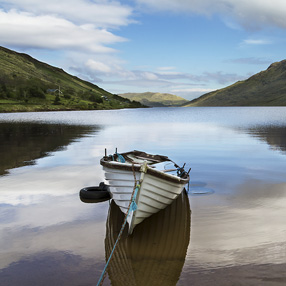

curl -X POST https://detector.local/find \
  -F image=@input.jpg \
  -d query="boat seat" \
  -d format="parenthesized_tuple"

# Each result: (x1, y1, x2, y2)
(162, 169, 177, 173)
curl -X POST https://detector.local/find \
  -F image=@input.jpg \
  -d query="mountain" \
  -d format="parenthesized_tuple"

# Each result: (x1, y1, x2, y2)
(185, 60, 286, 106)
(119, 92, 188, 107)
(0, 46, 143, 112)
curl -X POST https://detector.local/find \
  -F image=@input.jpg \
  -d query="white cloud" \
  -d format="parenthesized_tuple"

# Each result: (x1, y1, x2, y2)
(92, 65, 245, 99)
(0, 0, 275, 98)
(0, 0, 134, 54)
(243, 39, 271, 45)
(82, 62, 244, 95)
(172, 87, 213, 93)
(156, 66, 177, 71)
(0, 9, 127, 53)
(135, 0, 286, 29)
(171, 87, 214, 100)
(156, 70, 183, 76)
(142, 71, 158, 80)
(81, 56, 136, 81)
(0, 0, 134, 28)
(86, 59, 112, 73)
(225, 57, 271, 65)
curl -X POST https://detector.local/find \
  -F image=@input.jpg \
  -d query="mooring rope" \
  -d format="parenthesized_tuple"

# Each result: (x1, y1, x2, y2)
(96, 163, 139, 286)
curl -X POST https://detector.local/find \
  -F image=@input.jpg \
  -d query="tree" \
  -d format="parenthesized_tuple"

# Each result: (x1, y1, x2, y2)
(89, 94, 103, 103)
(28, 86, 46, 99)
(53, 94, 61, 105)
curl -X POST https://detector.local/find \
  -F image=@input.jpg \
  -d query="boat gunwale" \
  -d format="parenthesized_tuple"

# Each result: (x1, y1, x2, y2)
(100, 158, 189, 184)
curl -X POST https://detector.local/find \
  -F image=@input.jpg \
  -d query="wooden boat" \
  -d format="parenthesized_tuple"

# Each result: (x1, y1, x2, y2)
(100, 150, 190, 234)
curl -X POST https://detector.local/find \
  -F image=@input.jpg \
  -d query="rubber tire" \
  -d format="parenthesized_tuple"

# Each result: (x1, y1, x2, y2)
(79, 184, 111, 201)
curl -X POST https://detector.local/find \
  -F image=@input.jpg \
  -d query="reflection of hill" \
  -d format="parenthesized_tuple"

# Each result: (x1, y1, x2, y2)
(105, 190, 191, 286)
(246, 126, 286, 154)
(0, 122, 97, 175)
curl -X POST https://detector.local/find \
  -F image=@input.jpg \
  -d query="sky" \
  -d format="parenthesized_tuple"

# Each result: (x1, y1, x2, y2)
(1, 0, 286, 100)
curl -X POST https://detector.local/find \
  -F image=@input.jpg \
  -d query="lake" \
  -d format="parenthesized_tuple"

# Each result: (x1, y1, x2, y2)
(0, 107, 286, 285)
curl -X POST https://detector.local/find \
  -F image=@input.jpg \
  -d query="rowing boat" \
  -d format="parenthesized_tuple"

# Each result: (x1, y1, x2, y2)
(100, 150, 190, 234)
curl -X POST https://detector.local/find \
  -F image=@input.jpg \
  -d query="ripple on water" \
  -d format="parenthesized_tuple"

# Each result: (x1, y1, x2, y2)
(189, 187, 215, 196)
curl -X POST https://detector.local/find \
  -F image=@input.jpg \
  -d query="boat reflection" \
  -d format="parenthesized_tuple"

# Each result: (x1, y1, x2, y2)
(105, 189, 191, 286)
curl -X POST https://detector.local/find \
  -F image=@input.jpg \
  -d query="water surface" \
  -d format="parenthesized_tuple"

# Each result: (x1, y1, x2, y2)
(0, 107, 286, 285)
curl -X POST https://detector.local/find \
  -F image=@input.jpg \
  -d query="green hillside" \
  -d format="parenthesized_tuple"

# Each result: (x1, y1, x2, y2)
(120, 92, 188, 107)
(0, 46, 143, 112)
(185, 60, 286, 106)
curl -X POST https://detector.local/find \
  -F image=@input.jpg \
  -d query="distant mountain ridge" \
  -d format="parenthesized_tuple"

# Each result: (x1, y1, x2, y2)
(120, 92, 188, 107)
(0, 46, 143, 112)
(185, 60, 286, 106)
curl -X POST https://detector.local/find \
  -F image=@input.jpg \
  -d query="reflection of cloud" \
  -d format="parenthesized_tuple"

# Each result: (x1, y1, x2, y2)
(0, 213, 109, 270)
(0, 131, 113, 270)
(0, 251, 105, 286)
(1, 109, 286, 282)
(189, 180, 286, 267)
(179, 261, 286, 285)
(0, 164, 104, 205)
(0, 165, 109, 269)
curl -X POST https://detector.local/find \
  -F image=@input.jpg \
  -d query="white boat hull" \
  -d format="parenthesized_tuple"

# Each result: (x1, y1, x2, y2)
(103, 164, 187, 234)
(103, 166, 141, 213)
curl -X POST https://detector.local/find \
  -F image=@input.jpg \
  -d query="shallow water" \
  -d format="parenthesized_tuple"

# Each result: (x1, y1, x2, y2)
(0, 107, 286, 285)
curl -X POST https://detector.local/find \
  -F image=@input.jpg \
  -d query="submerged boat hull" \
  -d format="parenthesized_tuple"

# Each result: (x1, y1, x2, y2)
(101, 150, 190, 234)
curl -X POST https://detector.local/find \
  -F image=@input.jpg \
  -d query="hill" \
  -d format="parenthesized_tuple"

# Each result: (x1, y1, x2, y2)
(185, 60, 286, 106)
(0, 46, 143, 112)
(119, 92, 188, 107)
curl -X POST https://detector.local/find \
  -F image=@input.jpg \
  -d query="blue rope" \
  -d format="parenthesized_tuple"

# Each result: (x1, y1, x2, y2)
(110, 151, 125, 163)
(131, 184, 140, 211)
(177, 166, 187, 178)
(96, 210, 130, 286)
(96, 183, 140, 286)
(116, 152, 126, 163)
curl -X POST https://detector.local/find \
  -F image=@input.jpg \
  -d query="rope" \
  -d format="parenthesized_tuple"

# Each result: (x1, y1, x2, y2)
(111, 152, 125, 163)
(116, 153, 126, 163)
(96, 163, 139, 286)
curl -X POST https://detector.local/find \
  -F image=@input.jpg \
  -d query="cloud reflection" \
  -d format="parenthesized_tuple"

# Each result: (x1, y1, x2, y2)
(1, 108, 286, 285)
(188, 179, 286, 270)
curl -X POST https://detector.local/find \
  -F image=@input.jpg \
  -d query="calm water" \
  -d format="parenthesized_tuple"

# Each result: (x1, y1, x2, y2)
(0, 107, 286, 285)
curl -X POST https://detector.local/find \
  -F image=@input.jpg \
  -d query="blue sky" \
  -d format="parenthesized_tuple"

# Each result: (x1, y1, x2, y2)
(1, 0, 286, 100)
